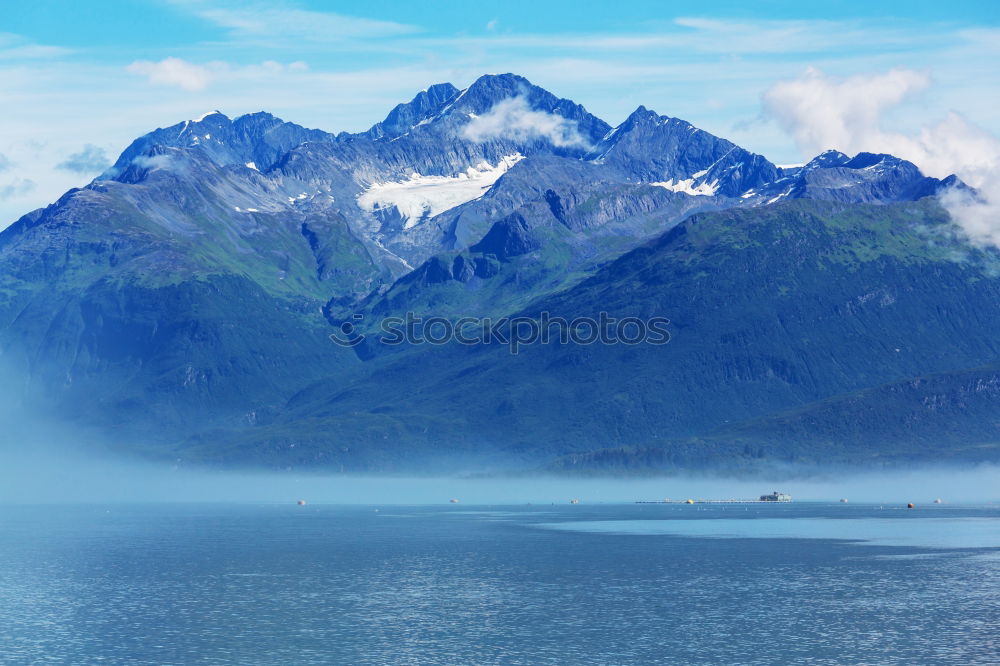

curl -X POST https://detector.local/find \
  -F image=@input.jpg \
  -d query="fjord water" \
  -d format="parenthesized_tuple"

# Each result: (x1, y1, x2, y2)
(2, 503, 998, 665)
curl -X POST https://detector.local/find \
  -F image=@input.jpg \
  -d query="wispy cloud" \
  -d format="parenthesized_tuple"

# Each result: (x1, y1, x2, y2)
(0, 179, 36, 200)
(132, 154, 174, 171)
(463, 97, 590, 149)
(127, 57, 214, 91)
(669, 17, 945, 54)
(0, 32, 72, 60)
(169, 0, 418, 45)
(57, 145, 112, 174)
(0, 153, 12, 172)
(126, 57, 309, 91)
(418, 17, 955, 57)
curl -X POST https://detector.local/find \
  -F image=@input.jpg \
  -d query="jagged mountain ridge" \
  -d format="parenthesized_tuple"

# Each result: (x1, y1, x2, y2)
(0, 73, 979, 472)
(73, 72, 956, 280)
(9, 71, 954, 333)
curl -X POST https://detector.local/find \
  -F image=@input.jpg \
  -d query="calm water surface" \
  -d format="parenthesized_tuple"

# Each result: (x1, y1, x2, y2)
(1, 502, 998, 665)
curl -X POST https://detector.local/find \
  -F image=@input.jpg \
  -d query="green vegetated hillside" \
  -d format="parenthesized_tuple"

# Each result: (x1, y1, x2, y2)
(1, 75, 995, 474)
(0, 171, 369, 439)
(182, 198, 1000, 472)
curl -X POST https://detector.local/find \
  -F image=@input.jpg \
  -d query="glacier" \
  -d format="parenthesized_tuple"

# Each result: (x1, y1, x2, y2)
(357, 154, 524, 229)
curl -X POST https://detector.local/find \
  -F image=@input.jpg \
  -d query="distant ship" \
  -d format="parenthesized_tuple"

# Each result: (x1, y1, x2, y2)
(638, 492, 792, 504)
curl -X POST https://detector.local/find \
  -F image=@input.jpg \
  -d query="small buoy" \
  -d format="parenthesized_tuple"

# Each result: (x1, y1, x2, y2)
(570, 498, 580, 504)
(297, 499, 306, 506)
(449, 498, 459, 504)
(907, 503, 915, 509)
(934, 498, 942, 504)
(840, 498, 848, 503)
(686, 499, 695, 504)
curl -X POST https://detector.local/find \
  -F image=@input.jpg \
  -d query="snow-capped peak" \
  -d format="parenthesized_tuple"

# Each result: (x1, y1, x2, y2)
(192, 110, 224, 123)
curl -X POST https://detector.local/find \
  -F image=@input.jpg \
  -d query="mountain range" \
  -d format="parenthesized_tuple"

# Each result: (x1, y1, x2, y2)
(1, 73, 995, 474)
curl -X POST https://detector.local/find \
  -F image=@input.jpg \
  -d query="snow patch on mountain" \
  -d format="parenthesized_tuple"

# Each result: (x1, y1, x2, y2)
(357, 154, 524, 229)
(193, 111, 223, 122)
(651, 177, 719, 196)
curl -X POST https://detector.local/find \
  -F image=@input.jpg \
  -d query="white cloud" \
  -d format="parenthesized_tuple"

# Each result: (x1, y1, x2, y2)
(0, 178, 36, 200)
(57, 144, 112, 173)
(127, 57, 213, 91)
(762, 67, 932, 158)
(670, 17, 938, 55)
(0, 32, 72, 60)
(428, 17, 949, 57)
(125, 57, 312, 92)
(763, 67, 1000, 246)
(132, 155, 174, 171)
(462, 97, 590, 149)
(171, 2, 417, 44)
(939, 186, 1000, 248)
(918, 117, 1000, 249)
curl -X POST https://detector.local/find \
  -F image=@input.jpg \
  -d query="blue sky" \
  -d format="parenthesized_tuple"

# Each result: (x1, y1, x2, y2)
(1, 0, 998, 224)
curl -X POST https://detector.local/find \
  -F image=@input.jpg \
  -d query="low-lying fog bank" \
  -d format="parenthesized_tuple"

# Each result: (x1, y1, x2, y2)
(2, 373, 997, 505)
(2, 443, 998, 505)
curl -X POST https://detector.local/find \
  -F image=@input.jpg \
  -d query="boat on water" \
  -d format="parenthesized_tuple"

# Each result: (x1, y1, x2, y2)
(637, 492, 792, 504)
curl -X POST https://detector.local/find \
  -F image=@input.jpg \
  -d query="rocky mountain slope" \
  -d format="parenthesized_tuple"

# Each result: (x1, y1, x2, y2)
(0, 73, 987, 474)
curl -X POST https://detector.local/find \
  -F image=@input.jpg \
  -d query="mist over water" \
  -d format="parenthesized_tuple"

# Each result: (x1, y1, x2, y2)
(3, 366, 1000, 665)
(3, 363, 998, 505)
(3, 440, 999, 505)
